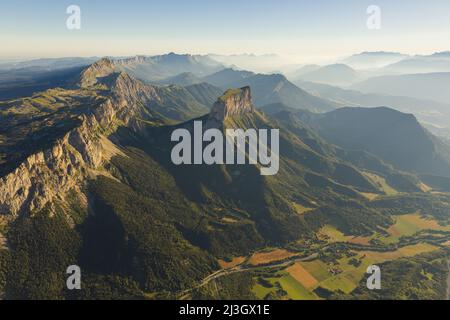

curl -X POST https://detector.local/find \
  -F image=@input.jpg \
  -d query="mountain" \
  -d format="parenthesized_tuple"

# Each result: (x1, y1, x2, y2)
(382, 52, 450, 74)
(352, 72, 450, 104)
(428, 51, 450, 59)
(295, 80, 450, 137)
(158, 72, 203, 86)
(384, 58, 450, 74)
(34, 53, 224, 88)
(287, 64, 321, 79)
(260, 102, 296, 115)
(0, 76, 387, 299)
(183, 82, 224, 107)
(207, 53, 292, 73)
(300, 107, 450, 177)
(202, 68, 255, 87)
(341, 52, 408, 69)
(203, 68, 338, 112)
(294, 64, 360, 87)
(114, 53, 225, 83)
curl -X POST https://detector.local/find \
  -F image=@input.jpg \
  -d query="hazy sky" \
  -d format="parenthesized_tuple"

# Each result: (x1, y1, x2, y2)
(1, 0, 450, 63)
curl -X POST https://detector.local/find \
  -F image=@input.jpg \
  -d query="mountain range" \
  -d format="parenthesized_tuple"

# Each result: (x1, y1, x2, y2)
(291, 64, 360, 87)
(1, 55, 450, 300)
(294, 80, 450, 137)
(341, 52, 409, 70)
(352, 72, 450, 105)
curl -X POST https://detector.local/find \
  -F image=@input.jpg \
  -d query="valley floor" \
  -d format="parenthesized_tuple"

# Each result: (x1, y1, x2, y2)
(181, 211, 450, 300)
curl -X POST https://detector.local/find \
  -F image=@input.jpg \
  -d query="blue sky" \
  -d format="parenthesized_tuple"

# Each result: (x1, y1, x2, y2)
(1, 0, 450, 62)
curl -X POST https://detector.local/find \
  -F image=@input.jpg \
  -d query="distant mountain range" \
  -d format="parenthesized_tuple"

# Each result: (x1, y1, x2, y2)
(295, 80, 450, 137)
(210, 69, 337, 112)
(291, 64, 360, 87)
(207, 53, 293, 73)
(114, 53, 225, 83)
(381, 52, 450, 74)
(341, 52, 408, 69)
(352, 72, 450, 105)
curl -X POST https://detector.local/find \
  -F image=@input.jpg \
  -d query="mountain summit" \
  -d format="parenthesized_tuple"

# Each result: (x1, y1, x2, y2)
(210, 86, 254, 121)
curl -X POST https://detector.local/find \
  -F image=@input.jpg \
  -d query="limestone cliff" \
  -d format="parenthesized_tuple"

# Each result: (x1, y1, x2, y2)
(210, 86, 254, 121)
(0, 66, 149, 217)
(0, 102, 113, 217)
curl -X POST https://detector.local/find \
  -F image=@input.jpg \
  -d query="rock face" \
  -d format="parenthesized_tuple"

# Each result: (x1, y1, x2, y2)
(0, 102, 113, 217)
(210, 86, 254, 121)
(0, 65, 153, 217)
(78, 57, 116, 88)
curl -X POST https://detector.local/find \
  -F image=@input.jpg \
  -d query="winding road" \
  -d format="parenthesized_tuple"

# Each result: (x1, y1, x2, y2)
(178, 252, 318, 299)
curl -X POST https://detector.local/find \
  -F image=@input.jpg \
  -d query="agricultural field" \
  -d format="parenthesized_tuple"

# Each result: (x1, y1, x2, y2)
(318, 213, 450, 246)
(218, 256, 246, 269)
(387, 213, 450, 237)
(249, 249, 297, 266)
(252, 270, 319, 300)
(317, 225, 373, 245)
(253, 242, 442, 299)
(286, 263, 319, 289)
(359, 243, 438, 262)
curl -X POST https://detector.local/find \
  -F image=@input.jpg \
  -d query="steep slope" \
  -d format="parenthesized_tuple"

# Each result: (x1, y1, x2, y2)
(269, 108, 424, 193)
(303, 107, 450, 177)
(183, 82, 223, 108)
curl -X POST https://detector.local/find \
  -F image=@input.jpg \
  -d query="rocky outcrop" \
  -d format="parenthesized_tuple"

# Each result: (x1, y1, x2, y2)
(78, 57, 116, 88)
(0, 70, 145, 217)
(0, 106, 110, 217)
(210, 86, 254, 121)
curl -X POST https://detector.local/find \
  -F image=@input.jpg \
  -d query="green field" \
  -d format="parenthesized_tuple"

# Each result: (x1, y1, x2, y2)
(278, 274, 317, 300)
(252, 271, 318, 300)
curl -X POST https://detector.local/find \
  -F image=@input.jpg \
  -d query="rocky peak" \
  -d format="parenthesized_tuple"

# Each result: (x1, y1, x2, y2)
(210, 86, 254, 121)
(78, 57, 116, 88)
